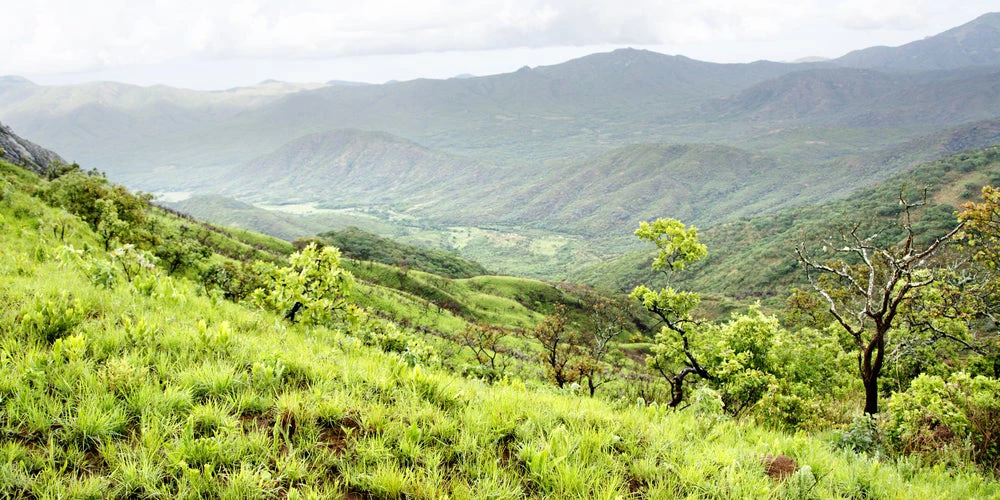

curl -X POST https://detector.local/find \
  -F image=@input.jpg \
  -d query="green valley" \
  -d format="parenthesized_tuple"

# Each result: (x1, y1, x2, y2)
(3, 9, 1000, 498)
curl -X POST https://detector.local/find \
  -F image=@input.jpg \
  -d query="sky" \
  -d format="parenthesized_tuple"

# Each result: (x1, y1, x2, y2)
(2, 1, 997, 90)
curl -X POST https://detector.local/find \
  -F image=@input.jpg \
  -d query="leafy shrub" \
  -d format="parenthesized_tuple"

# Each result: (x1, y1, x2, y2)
(884, 372, 1000, 471)
(0, 178, 11, 204)
(20, 292, 85, 343)
(355, 314, 437, 366)
(200, 260, 272, 302)
(252, 243, 354, 326)
(835, 414, 883, 456)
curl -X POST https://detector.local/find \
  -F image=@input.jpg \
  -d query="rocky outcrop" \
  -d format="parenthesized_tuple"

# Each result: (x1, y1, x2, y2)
(0, 120, 64, 174)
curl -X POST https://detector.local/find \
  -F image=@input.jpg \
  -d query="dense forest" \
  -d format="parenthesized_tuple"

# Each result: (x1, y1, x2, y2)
(1, 142, 999, 496)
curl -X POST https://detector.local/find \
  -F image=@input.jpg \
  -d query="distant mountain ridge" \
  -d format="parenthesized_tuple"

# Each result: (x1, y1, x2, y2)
(834, 12, 1000, 70)
(2, 13, 1000, 281)
(706, 65, 1000, 127)
(224, 129, 505, 206)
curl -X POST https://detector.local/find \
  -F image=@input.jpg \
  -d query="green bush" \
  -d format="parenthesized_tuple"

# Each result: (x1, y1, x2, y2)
(836, 414, 884, 456)
(20, 292, 85, 343)
(252, 243, 354, 326)
(885, 372, 1000, 471)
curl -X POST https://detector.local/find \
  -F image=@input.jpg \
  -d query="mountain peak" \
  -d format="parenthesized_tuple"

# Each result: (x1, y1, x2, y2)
(834, 11, 1000, 70)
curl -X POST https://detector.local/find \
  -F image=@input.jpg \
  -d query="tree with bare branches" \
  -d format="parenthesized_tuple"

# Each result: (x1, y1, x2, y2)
(797, 193, 964, 414)
(574, 296, 630, 396)
(529, 304, 581, 389)
(459, 323, 514, 383)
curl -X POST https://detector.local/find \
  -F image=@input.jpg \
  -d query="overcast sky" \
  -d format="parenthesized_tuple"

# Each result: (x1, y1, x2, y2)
(2, 1, 997, 90)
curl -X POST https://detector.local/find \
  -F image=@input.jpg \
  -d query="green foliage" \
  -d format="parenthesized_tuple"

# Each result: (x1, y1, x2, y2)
(353, 315, 438, 367)
(200, 260, 273, 302)
(19, 292, 85, 344)
(631, 285, 700, 323)
(253, 243, 355, 325)
(1, 157, 999, 495)
(885, 372, 1000, 471)
(318, 226, 488, 278)
(836, 414, 884, 456)
(710, 309, 780, 417)
(632, 218, 714, 407)
(636, 218, 708, 272)
(154, 232, 211, 275)
(42, 171, 149, 250)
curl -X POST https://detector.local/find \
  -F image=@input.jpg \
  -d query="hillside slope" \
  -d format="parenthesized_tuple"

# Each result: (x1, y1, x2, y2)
(1, 151, 997, 498)
(223, 129, 507, 206)
(0, 120, 63, 173)
(573, 146, 1000, 297)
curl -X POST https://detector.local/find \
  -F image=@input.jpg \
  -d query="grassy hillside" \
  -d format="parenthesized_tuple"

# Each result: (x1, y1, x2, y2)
(317, 227, 488, 278)
(2, 154, 998, 498)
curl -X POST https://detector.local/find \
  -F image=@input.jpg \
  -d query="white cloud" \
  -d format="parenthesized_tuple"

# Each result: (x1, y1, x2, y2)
(835, 0, 932, 30)
(2, 0, 815, 74)
(1, 0, 994, 85)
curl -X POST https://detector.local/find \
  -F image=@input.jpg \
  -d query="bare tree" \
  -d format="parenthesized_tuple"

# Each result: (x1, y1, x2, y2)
(529, 304, 581, 389)
(459, 323, 514, 382)
(575, 296, 629, 396)
(797, 193, 963, 414)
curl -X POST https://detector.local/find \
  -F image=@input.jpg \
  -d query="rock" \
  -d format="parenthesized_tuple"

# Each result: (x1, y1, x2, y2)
(0, 121, 64, 174)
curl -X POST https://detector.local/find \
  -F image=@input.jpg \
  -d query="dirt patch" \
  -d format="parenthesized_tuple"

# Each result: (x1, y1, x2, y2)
(626, 473, 649, 495)
(342, 490, 373, 500)
(240, 412, 276, 433)
(761, 454, 799, 480)
(317, 415, 363, 454)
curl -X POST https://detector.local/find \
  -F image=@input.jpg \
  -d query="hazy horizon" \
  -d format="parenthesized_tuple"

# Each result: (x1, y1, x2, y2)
(3, 2, 997, 91)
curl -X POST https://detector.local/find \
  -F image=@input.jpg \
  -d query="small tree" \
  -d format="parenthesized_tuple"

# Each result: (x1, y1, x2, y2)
(529, 304, 580, 388)
(154, 231, 211, 275)
(631, 218, 714, 407)
(459, 323, 514, 382)
(797, 194, 963, 414)
(575, 296, 629, 396)
(253, 243, 355, 326)
(956, 185, 1000, 378)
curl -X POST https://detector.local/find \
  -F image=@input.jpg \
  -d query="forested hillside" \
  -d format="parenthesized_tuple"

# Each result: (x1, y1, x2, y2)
(575, 146, 1000, 296)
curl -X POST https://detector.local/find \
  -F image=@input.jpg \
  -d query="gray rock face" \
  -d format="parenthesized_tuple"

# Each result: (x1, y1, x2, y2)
(0, 120, 64, 174)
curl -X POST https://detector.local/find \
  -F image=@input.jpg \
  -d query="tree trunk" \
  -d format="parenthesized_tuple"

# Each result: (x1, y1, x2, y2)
(668, 379, 683, 407)
(284, 301, 303, 323)
(863, 375, 879, 415)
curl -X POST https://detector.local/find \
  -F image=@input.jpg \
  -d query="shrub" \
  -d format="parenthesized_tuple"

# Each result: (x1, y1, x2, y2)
(252, 243, 354, 326)
(835, 414, 883, 456)
(20, 292, 85, 343)
(884, 372, 1000, 471)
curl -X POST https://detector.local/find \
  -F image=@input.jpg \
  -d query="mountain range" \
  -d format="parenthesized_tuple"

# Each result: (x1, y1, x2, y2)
(2, 12, 1000, 281)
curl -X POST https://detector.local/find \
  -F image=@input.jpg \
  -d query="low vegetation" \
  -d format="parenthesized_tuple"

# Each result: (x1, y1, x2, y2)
(1, 151, 999, 497)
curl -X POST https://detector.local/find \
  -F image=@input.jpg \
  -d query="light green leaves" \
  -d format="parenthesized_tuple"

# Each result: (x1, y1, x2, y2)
(635, 218, 707, 272)
(630, 285, 700, 322)
(253, 243, 355, 326)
